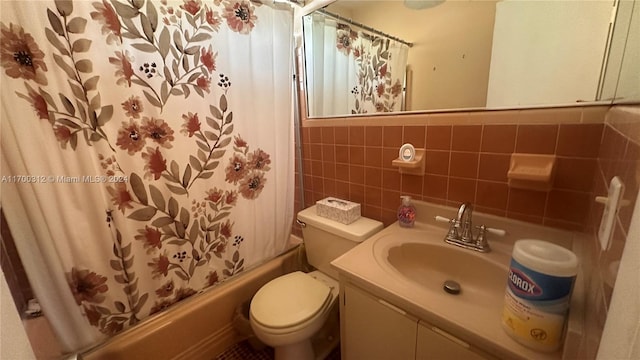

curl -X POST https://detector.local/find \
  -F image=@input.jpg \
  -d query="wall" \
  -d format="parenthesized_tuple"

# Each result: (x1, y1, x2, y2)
(295, 104, 640, 357)
(1, 272, 36, 359)
(599, 0, 637, 100)
(487, 0, 611, 107)
(598, 186, 640, 359)
(327, 1, 496, 110)
(613, 0, 640, 103)
(297, 106, 608, 234)
(581, 105, 640, 357)
(0, 209, 33, 315)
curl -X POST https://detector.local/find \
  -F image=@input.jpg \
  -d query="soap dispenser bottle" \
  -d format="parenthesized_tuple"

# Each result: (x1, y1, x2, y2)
(397, 196, 416, 228)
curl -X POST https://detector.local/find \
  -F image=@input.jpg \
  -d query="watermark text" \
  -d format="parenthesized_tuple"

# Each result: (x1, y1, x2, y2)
(1, 175, 128, 184)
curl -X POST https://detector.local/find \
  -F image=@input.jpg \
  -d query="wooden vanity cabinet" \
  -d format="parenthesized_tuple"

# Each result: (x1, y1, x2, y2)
(416, 323, 489, 360)
(340, 282, 493, 360)
(341, 283, 417, 359)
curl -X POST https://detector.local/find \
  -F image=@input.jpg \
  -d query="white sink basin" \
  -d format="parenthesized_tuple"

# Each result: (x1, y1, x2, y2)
(332, 200, 583, 359)
(372, 230, 510, 308)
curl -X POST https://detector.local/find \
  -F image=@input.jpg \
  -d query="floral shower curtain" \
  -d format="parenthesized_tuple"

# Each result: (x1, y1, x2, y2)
(0, 0, 293, 352)
(303, 13, 409, 117)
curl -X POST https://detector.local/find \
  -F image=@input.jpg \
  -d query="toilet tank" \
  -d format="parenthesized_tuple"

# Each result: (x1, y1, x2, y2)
(297, 205, 383, 279)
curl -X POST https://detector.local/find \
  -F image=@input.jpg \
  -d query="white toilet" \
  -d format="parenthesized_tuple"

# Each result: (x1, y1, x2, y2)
(249, 205, 383, 360)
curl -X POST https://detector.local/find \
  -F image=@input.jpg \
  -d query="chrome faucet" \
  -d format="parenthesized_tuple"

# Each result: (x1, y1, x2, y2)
(456, 202, 474, 242)
(441, 202, 493, 252)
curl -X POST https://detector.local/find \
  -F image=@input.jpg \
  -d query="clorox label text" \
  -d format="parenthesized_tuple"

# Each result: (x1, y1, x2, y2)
(509, 268, 542, 296)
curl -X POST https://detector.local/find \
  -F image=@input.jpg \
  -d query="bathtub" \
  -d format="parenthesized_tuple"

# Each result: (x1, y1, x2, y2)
(80, 239, 304, 360)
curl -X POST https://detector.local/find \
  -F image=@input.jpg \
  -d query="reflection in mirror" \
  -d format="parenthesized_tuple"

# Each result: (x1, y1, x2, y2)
(303, 10, 411, 116)
(608, 0, 640, 104)
(303, 0, 634, 118)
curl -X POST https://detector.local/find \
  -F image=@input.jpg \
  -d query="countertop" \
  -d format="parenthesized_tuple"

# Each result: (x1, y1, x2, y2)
(331, 200, 585, 360)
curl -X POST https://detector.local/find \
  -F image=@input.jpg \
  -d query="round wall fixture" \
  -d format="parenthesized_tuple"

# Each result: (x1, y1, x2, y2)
(399, 143, 416, 162)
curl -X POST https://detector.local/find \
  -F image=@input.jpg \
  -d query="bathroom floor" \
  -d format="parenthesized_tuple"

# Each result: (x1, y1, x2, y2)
(215, 340, 273, 360)
(215, 340, 341, 360)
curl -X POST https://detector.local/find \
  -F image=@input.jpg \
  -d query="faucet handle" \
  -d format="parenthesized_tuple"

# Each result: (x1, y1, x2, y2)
(434, 215, 453, 224)
(474, 224, 506, 249)
(475, 225, 491, 250)
(474, 225, 506, 239)
(483, 226, 506, 237)
(434, 216, 459, 238)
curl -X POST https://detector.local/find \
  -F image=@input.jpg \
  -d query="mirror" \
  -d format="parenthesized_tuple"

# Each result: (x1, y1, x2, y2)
(604, 0, 640, 105)
(302, 0, 639, 118)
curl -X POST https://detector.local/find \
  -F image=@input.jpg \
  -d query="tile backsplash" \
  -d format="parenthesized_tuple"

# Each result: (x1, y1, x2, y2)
(581, 105, 640, 358)
(297, 106, 609, 232)
(293, 104, 640, 358)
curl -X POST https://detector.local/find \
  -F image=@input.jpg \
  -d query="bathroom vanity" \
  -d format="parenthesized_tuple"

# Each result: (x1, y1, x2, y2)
(331, 201, 586, 360)
(341, 282, 493, 359)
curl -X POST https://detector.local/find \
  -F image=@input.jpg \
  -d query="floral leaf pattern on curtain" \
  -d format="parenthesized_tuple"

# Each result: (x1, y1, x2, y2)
(11, 3, 116, 152)
(1, 0, 289, 340)
(303, 14, 409, 117)
(96, 0, 260, 111)
(335, 24, 403, 114)
(75, 229, 149, 333)
(353, 37, 404, 114)
(0, 22, 48, 85)
(335, 23, 357, 56)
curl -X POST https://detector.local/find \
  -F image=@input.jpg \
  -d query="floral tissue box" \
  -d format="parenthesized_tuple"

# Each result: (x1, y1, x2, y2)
(316, 197, 361, 225)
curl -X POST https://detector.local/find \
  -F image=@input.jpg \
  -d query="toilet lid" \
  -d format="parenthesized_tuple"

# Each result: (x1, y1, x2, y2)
(251, 271, 332, 329)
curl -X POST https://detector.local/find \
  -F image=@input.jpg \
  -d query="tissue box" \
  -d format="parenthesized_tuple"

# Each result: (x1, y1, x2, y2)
(316, 197, 361, 225)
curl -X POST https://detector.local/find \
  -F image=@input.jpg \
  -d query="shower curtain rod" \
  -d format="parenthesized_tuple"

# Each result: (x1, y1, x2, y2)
(316, 8, 413, 48)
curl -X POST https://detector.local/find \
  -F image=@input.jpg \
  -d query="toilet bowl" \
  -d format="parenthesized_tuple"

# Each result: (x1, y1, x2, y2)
(249, 205, 383, 360)
(250, 271, 338, 360)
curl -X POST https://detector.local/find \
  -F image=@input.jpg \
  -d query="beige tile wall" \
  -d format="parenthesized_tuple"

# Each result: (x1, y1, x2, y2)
(581, 105, 640, 357)
(294, 105, 640, 358)
(293, 104, 640, 357)
(295, 106, 609, 236)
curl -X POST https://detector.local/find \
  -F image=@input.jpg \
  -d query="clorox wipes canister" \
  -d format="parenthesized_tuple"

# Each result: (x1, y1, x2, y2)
(501, 239, 578, 352)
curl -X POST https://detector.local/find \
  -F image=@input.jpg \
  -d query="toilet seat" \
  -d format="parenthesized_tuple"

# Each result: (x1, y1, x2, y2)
(251, 271, 332, 330)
